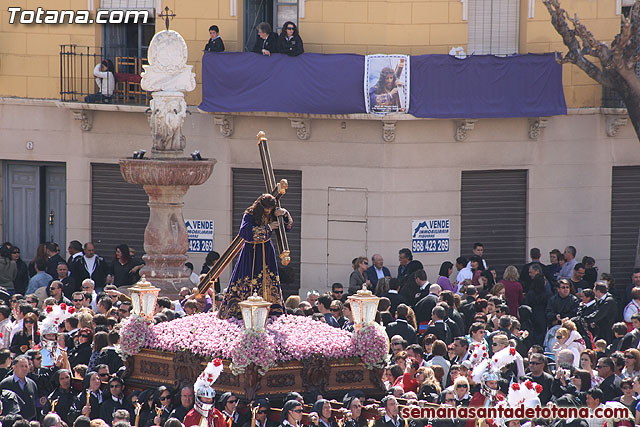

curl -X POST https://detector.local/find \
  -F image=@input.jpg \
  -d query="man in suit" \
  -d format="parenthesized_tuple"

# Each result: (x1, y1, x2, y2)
(45, 242, 65, 279)
(0, 356, 38, 420)
(423, 306, 452, 344)
(384, 278, 407, 315)
(366, 254, 391, 289)
(519, 247, 543, 294)
(595, 357, 622, 402)
(71, 242, 108, 290)
(373, 396, 408, 427)
(397, 248, 423, 284)
(585, 281, 618, 342)
(414, 284, 441, 327)
(252, 22, 278, 55)
(386, 304, 416, 345)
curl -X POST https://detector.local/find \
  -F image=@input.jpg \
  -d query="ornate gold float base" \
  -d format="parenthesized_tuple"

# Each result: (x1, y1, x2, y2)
(126, 349, 386, 401)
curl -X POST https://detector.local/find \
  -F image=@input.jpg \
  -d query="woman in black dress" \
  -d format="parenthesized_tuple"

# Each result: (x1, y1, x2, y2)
(277, 22, 304, 56)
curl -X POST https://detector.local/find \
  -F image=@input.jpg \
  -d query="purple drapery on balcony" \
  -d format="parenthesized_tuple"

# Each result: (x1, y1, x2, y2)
(199, 52, 567, 118)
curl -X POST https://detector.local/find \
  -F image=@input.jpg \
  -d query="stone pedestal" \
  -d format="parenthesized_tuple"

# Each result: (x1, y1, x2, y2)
(118, 29, 214, 299)
(120, 159, 215, 298)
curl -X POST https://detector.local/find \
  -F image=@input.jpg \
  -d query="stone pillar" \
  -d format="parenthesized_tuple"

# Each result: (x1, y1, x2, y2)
(119, 29, 215, 298)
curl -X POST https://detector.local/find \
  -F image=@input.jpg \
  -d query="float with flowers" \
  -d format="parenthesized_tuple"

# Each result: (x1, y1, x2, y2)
(119, 284, 389, 400)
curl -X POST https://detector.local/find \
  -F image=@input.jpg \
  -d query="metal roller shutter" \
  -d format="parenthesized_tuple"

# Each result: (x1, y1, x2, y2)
(232, 168, 302, 298)
(461, 169, 527, 277)
(610, 166, 640, 284)
(91, 163, 149, 259)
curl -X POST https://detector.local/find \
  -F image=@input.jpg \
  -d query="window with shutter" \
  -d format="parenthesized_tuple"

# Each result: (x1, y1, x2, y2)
(468, 0, 520, 55)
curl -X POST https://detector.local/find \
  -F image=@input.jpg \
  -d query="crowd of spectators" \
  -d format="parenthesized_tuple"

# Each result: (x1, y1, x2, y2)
(0, 239, 638, 427)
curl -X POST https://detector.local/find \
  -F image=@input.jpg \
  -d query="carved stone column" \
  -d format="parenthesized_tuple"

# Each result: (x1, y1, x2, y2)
(119, 30, 215, 298)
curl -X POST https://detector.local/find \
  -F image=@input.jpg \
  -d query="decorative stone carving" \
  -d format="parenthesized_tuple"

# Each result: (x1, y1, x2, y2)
(141, 30, 196, 93)
(606, 114, 628, 137)
(71, 109, 93, 131)
(382, 121, 396, 142)
(214, 115, 234, 137)
(289, 118, 311, 140)
(141, 30, 195, 158)
(455, 119, 477, 141)
(148, 92, 187, 157)
(528, 117, 549, 140)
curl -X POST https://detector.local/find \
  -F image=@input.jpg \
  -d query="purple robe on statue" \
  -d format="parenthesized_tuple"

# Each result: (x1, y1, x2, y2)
(217, 212, 291, 319)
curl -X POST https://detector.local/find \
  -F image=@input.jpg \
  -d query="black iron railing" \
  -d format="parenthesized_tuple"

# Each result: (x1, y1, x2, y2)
(59, 45, 150, 105)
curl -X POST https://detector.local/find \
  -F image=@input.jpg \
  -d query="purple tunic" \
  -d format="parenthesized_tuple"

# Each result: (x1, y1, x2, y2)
(217, 213, 291, 319)
(437, 275, 457, 293)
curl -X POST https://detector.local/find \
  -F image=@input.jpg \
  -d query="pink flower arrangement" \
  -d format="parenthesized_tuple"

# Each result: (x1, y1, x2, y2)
(230, 329, 277, 375)
(120, 316, 153, 357)
(123, 313, 388, 374)
(351, 323, 390, 369)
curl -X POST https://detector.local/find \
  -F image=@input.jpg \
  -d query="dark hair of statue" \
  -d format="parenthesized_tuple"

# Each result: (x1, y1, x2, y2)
(246, 194, 277, 225)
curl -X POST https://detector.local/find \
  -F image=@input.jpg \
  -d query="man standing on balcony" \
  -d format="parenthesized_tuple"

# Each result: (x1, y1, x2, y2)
(205, 25, 225, 52)
(252, 22, 278, 56)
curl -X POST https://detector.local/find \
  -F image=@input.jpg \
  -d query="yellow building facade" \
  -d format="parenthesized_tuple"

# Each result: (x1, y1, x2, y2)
(0, 0, 622, 107)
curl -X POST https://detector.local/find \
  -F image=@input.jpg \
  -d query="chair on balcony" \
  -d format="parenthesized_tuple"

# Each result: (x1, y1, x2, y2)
(115, 56, 150, 105)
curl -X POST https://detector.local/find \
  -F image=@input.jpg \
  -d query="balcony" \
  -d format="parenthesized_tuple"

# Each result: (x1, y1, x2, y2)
(59, 45, 150, 106)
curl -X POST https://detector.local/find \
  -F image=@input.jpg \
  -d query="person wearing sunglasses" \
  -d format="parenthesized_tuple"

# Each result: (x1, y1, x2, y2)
(10, 312, 39, 355)
(148, 386, 173, 427)
(219, 392, 247, 427)
(279, 399, 304, 427)
(524, 353, 553, 405)
(276, 21, 304, 57)
(348, 257, 371, 295)
(68, 328, 93, 369)
(99, 376, 134, 425)
(244, 398, 276, 427)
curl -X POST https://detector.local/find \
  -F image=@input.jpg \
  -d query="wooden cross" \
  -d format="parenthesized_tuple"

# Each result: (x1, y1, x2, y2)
(158, 6, 176, 31)
(257, 131, 291, 266)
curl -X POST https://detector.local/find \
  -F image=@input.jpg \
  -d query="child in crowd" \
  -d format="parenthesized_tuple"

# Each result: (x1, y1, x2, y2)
(204, 25, 225, 52)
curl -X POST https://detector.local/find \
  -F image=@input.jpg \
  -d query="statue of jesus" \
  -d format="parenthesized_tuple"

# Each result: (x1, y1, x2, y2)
(217, 193, 292, 319)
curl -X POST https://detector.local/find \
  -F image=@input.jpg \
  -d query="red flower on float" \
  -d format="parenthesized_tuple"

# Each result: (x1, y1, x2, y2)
(511, 383, 520, 391)
(45, 306, 53, 313)
(60, 303, 67, 310)
(213, 358, 222, 367)
(509, 348, 516, 356)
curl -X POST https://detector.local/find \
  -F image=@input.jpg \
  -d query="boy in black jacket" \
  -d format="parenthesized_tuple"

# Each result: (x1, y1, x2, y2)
(204, 25, 225, 52)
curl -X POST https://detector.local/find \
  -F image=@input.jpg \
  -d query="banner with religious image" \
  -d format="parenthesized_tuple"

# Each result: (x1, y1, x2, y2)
(365, 54, 410, 115)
